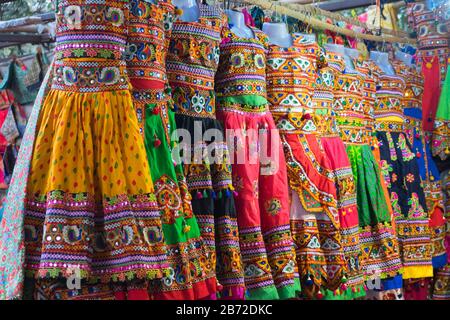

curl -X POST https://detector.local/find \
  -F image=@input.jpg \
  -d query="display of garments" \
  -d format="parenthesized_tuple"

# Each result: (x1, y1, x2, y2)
(266, 35, 353, 299)
(0, 0, 448, 302)
(166, 3, 245, 300)
(215, 26, 300, 300)
(124, 0, 212, 300)
(432, 65, 450, 161)
(0, 58, 54, 299)
(334, 55, 401, 291)
(392, 60, 447, 269)
(432, 169, 450, 300)
(1, 0, 175, 300)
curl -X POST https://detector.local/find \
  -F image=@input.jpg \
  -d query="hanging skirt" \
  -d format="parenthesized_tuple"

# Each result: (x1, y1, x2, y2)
(376, 126, 434, 280)
(217, 101, 300, 301)
(281, 132, 352, 299)
(346, 144, 402, 278)
(432, 169, 450, 300)
(23, 61, 170, 284)
(130, 89, 214, 300)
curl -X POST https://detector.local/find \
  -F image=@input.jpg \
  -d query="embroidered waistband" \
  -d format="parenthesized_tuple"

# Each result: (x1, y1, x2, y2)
(374, 120, 405, 132)
(51, 59, 129, 93)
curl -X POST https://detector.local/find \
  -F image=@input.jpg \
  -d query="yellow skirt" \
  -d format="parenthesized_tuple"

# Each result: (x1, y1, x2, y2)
(24, 89, 169, 282)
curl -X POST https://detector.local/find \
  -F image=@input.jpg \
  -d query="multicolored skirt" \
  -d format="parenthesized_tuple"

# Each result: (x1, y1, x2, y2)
(346, 144, 402, 280)
(217, 102, 300, 300)
(175, 112, 245, 300)
(131, 89, 214, 300)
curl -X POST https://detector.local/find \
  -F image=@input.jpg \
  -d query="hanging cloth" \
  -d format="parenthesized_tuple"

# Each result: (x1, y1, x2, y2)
(422, 56, 441, 132)
(432, 65, 450, 161)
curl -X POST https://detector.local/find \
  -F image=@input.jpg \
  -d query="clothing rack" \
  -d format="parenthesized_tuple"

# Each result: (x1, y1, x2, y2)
(0, 12, 55, 49)
(283, 1, 411, 39)
(242, 0, 417, 44)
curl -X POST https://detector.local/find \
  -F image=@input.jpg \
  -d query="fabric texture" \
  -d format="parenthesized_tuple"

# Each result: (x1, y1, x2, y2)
(266, 36, 357, 299)
(216, 25, 300, 300)
(166, 3, 245, 300)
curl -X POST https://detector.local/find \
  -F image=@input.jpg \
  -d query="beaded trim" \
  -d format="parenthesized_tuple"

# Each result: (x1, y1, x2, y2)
(51, 59, 129, 92)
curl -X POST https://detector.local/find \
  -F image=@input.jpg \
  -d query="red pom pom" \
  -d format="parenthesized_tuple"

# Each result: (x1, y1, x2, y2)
(152, 106, 160, 115)
(416, 152, 421, 158)
(316, 291, 324, 299)
(302, 113, 312, 120)
(154, 139, 161, 148)
(415, 133, 420, 139)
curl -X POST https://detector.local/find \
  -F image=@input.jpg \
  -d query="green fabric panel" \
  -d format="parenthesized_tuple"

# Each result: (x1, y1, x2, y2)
(0, 62, 36, 105)
(277, 277, 301, 300)
(435, 66, 449, 120)
(217, 94, 268, 107)
(144, 104, 176, 181)
(162, 216, 201, 245)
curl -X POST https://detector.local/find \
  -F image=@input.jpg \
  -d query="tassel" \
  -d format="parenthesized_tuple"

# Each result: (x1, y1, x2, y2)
(316, 290, 324, 299)
(445, 147, 450, 155)
(172, 104, 178, 112)
(305, 275, 314, 286)
(302, 113, 312, 120)
(232, 190, 238, 197)
(225, 189, 231, 198)
(415, 133, 420, 139)
(341, 275, 347, 283)
(203, 189, 208, 198)
(183, 224, 191, 233)
(218, 190, 223, 199)
(430, 175, 435, 181)
(340, 283, 347, 291)
(211, 191, 217, 199)
(152, 106, 160, 115)
(196, 191, 203, 199)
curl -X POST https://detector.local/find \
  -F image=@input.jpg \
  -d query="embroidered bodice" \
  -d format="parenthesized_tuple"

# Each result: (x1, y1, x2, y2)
(167, 4, 227, 119)
(52, 0, 129, 92)
(215, 26, 269, 106)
